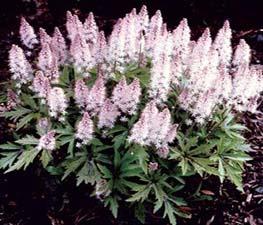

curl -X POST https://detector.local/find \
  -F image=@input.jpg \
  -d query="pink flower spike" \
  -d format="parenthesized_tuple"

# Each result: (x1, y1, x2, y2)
(37, 130, 56, 151)
(51, 27, 68, 65)
(83, 12, 99, 46)
(39, 27, 52, 46)
(76, 112, 94, 145)
(47, 87, 68, 119)
(98, 99, 120, 129)
(19, 17, 38, 49)
(86, 75, 106, 115)
(74, 79, 89, 109)
(32, 70, 51, 99)
(9, 44, 33, 87)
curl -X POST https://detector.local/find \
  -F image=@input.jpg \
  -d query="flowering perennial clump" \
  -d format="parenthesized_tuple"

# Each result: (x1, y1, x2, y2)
(1, 6, 262, 225)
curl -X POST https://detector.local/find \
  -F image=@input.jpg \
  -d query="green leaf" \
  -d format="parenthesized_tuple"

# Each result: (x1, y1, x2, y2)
(40, 150, 52, 168)
(105, 196, 119, 218)
(21, 94, 37, 109)
(178, 159, 189, 176)
(131, 145, 149, 174)
(76, 161, 99, 186)
(164, 201, 177, 225)
(113, 132, 127, 151)
(5, 149, 41, 173)
(134, 203, 146, 224)
(218, 159, 225, 183)
(0, 152, 20, 169)
(126, 184, 151, 202)
(2, 107, 32, 121)
(62, 156, 86, 180)
(97, 164, 112, 179)
(106, 125, 127, 135)
(15, 135, 39, 146)
(225, 164, 243, 191)
(16, 113, 38, 130)
(46, 165, 64, 175)
(0, 142, 21, 150)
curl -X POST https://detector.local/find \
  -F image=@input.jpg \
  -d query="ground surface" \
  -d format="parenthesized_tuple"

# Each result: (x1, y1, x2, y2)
(0, 1, 262, 225)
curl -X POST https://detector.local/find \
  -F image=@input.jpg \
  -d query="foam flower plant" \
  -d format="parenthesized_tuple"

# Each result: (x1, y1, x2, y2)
(0, 6, 262, 225)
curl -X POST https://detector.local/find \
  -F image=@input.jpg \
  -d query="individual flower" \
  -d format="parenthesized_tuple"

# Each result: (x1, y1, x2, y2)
(19, 17, 38, 49)
(76, 112, 94, 145)
(156, 147, 170, 159)
(47, 87, 68, 120)
(148, 162, 159, 171)
(36, 118, 50, 135)
(37, 130, 56, 151)
(9, 44, 33, 87)
(98, 99, 120, 129)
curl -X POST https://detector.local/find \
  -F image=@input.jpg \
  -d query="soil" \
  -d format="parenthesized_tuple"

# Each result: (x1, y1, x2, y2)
(0, 1, 262, 225)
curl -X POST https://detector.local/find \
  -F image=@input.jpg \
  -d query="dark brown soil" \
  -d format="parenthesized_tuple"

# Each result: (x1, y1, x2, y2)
(0, 1, 262, 225)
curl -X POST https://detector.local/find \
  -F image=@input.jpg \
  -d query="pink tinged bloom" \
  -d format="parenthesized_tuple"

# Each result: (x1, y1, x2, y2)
(70, 34, 93, 75)
(148, 162, 158, 171)
(38, 43, 60, 83)
(149, 54, 172, 102)
(145, 10, 163, 53)
(86, 76, 106, 114)
(188, 28, 212, 78)
(7, 89, 19, 110)
(172, 18, 191, 64)
(156, 147, 170, 159)
(39, 27, 52, 46)
(112, 78, 141, 115)
(19, 17, 38, 49)
(32, 70, 51, 99)
(98, 99, 120, 129)
(74, 79, 89, 109)
(66, 11, 84, 41)
(138, 5, 149, 32)
(83, 12, 99, 47)
(94, 31, 107, 64)
(165, 124, 178, 144)
(124, 10, 141, 62)
(47, 87, 68, 119)
(37, 117, 50, 134)
(231, 65, 263, 113)
(213, 20, 232, 68)
(107, 19, 127, 71)
(37, 130, 56, 151)
(232, 39, 251, 69)
(129, 101, 178, 147)
(76, 112, 94, 145)
(51, 27, 68, 65)
(9, 44, 33, 87)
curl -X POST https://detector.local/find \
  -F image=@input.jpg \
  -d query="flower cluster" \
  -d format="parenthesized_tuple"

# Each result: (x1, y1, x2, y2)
(129, 101, 178, 148)
(2, 7, 261, 225)
(7, 6, 263, 146)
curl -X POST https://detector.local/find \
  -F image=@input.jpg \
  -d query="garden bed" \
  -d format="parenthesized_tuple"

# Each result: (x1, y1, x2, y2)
(0, 1, 262, 225)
